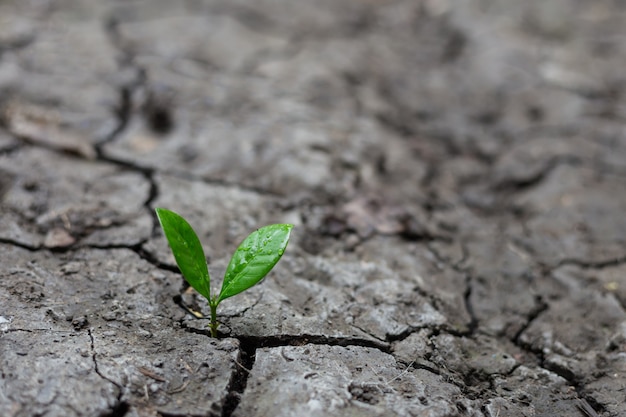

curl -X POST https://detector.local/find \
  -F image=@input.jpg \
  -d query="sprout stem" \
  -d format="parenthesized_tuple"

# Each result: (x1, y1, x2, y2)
(209, 302, 218, 338)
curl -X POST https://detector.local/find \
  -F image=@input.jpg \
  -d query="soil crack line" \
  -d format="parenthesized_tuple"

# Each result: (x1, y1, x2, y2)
(512, 295, 548, 345)
(88, 328, 122, 389)
(221, 341, 255, 417)
(555, 254, 626, 270)
(0, 237, 40, 251)
(88, 328, 129, 417)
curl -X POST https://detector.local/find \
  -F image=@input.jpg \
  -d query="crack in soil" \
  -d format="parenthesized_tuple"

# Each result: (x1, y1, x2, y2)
(0, 35, 35, 57)
(94, 83, 135, 151)
(424, 242, 479, 337)
(505, 299, 608, 416)
(220, 342, 254, 417)
(0, 141, 22, 155)
(87, 329, 129, 417)
(177, 323, 393, 416)
(556, 254, 626, 270)
(462, 273, 479, 336)
(184, 324, 392, 353)
(0, 237, 39, 251)
(512, 294, 549, 345)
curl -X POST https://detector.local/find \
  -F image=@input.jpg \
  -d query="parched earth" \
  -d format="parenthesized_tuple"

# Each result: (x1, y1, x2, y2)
(1, 1, 625, 416)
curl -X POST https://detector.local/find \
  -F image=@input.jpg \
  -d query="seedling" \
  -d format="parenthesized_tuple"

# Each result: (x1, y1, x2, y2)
(155, 208, 292, 337)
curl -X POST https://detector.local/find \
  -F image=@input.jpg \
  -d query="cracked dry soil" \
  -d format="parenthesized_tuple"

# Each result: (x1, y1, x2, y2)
(1, 1, 626, 416)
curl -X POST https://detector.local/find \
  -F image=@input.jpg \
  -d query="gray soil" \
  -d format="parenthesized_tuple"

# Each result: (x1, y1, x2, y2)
(1, 1, 625, 416)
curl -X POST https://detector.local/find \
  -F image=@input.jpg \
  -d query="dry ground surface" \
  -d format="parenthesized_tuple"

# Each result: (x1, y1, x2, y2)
(1, 0, 626, 416)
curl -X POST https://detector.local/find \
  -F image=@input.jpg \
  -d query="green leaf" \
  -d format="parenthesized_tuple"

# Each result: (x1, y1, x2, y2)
(218, 224, 292, 303)
(155, 208, 211, 301)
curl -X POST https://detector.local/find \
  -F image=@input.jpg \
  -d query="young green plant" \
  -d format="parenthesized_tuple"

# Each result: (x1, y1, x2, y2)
(155, 208, 292, 337)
